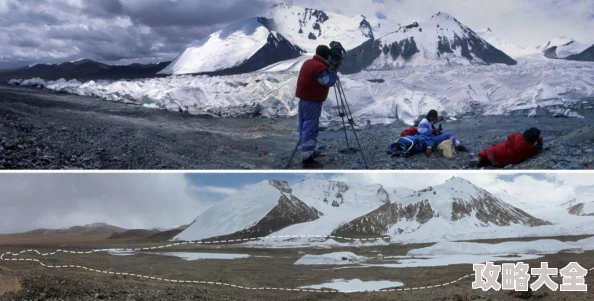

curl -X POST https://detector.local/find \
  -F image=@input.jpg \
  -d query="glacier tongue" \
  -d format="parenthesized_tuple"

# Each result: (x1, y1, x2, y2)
(11, 57, 593, 125)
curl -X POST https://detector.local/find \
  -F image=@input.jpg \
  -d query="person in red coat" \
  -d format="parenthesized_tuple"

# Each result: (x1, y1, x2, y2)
(471, 128, 544, 168)
(295, 44, 343, 169)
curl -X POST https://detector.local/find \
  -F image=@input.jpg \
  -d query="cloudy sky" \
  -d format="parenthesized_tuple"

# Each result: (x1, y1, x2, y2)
(1, 0, 592, 69)
(0, 172, 592, 234)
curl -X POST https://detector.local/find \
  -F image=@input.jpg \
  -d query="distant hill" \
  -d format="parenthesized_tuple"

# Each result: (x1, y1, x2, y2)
(144, 226, 188, 242)
(106, 225, 190, 241)
(0, 59, 171, 81)
(24, 223, 125, 236)
(107, 229, 160, 240)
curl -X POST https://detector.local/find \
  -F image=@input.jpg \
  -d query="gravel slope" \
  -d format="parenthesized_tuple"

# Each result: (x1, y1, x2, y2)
(1, 84, 592, 170)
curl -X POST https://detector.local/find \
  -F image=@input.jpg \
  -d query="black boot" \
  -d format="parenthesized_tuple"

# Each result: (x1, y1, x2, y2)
(303, 157, 324, 169)
(312, 150, 327, 159)
(470, 156, 490, 168)
(456, 145, 469, 152)
(469, 157, 481, 168)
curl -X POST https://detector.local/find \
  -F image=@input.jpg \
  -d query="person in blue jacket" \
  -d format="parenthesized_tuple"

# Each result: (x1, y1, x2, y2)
(418, 110, 468, 152)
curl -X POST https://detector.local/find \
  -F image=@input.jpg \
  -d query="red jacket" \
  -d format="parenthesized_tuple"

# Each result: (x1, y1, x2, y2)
(295, 55, 331, 102)
(401, 127, 419, 137)
(479, 133, 541, 167)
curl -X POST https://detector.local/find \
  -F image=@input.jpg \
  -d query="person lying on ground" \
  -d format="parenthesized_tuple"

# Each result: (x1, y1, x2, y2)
(470, 127, 544, 168)
(295, 44, 343, 169)
(418, 110, 468, 152)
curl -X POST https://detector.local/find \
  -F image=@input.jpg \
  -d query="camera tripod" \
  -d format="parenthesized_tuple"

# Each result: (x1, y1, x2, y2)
(285, 78, 369, 169)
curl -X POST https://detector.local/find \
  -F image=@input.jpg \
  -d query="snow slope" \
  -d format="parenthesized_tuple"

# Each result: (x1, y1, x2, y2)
(538, 37, 589, 59)
(174, 180, 322, 241)
(476, 28, 540, 58)
(158, 17, 303, 75)
(174, 181, 283, 241)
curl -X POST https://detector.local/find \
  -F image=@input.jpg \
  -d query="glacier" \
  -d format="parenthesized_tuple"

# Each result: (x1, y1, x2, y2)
(10, 56, 594, 126)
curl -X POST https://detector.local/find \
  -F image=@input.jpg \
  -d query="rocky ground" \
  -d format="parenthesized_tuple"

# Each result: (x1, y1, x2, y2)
(1, 84, 593, 170)
(1, 237, 594, 301)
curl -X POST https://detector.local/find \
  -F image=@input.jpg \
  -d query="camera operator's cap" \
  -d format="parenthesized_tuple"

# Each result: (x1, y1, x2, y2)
(315, 45, 331, 60)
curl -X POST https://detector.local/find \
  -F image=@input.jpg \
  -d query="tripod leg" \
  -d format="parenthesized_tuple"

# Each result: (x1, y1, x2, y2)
(334, 86, 350, 147)
(337, 80, 370, 169)
(285, 140, 301, 169)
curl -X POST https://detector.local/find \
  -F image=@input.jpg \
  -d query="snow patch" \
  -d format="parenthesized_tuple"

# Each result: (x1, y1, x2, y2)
(364, 254, 542, 268)
(300, 279, 404, 292)
(146, 252, 251, 261)
(294, 252, 366, 265)
(408, 238, 594, 256)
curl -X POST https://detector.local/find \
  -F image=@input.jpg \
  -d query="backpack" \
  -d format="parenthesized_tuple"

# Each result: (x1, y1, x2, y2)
(388, 136, 434, 157)
(400, 127, 418, 137)
(437, 139, 457, 159)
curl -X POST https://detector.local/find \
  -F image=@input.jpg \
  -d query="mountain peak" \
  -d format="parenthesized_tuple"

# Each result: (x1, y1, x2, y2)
(269, 180, 292, 193)
(441, 177, 480, 190)
(431, 12, 458, 22)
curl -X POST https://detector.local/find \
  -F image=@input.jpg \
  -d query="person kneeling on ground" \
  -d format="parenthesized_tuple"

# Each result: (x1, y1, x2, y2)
(418, 110, 468, 152)
(295, 44, 342, 169)
(471, 127, 544, 168)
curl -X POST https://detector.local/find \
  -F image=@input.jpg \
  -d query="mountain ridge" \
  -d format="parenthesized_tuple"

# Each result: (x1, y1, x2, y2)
(175, 177, 552, 243)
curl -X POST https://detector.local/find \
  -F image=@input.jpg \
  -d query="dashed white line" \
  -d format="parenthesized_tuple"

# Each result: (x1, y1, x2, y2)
(1, 235, 391, 257)
(0, 255, 479, 293)
(1, 234, 592, 294)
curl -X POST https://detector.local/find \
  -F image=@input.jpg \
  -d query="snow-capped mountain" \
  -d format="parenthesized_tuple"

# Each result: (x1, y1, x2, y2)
(158, 17, 304, 75)
(370, 13, 517, 68)
(538, 37, 589, 59)
(332, 177, 549, 238)
(159, 4, 378, 76)
(564, 192, 594, 216)
(173, 177, 561, 244)
(271, 179, 414, 237)
(566, 44, 594, 62)
(475, 28, 540, 58)
(174, 180, 322, 241)
(266, 4, 376, 53)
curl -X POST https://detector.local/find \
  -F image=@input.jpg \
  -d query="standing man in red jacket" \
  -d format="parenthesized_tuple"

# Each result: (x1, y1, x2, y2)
(471, 127, 544, 168)
(295, 44, 342, 169)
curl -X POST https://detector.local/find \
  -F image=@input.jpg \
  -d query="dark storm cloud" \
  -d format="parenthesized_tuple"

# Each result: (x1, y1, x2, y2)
(121, 0, 270, 27)
(0, 0, 271, 68)
(81, 0, 124, 18)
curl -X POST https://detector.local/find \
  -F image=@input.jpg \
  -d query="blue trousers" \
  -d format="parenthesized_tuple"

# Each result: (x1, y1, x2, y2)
(433, 132, 460, 146)
(298, 99, 324, 160)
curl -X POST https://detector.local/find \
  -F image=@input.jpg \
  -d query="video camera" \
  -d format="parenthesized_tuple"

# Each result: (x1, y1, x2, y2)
(329, 41, 346, 64)
(433, 123, 443, 135)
